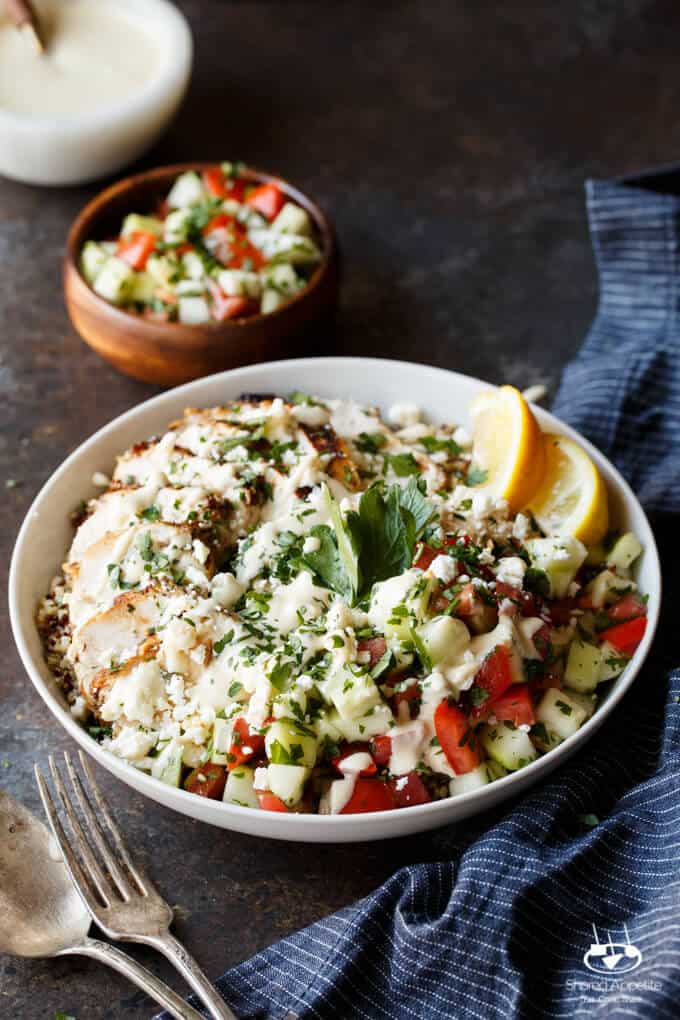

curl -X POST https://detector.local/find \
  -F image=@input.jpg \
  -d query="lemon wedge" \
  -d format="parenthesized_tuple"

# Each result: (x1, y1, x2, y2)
(526, 434, 609, 546)
(469, 385, 545, 510)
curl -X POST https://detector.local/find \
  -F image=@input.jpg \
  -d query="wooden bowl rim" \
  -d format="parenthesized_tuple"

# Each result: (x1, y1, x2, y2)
(64, 161, 337, 338)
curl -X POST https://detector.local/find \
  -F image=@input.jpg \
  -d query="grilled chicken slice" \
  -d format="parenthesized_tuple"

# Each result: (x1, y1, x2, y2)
(68, 588, 169, 680)
(84, 637, 160, 711)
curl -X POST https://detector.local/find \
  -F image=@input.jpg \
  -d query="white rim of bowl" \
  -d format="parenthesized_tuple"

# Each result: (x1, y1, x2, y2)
(0, 0, 192, 132)
(8, 357, 662, 832)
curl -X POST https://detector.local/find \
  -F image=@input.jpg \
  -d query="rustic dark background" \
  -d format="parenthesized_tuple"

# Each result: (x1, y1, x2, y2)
(2, 2, 679, 1017)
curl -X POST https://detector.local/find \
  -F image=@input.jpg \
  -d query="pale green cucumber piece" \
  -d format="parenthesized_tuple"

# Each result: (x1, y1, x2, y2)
(129, 271, 156, 304)
(525, 536, 587, 599)
(92, 256, 135, 305)
(564, 639, 603, 693)
(326, 703, 394, 743)
(265, 718, 318, 767)
(167, 170, 204, 208)
(260, 262, 301, 295)
(151, 739, 183, 787)
(223, 765, 259, 809)
(534, 688, 589, 749)
(416, 616, 470, 667)
(271, 202, 312, 236)
(448, 763, 490, 796)
(586, 569, 636, 609)
(481, 723, 538, 771)
(211, 717, 234, 765)
(599, 641, 631, 682)
(267, 763, 310, 806)
(178, 296, 211, 324)
(607, 532, 643, 571)
(80, 241, 110, 284)
(324, 669, 381, 720)
(121, 213, 164, 238)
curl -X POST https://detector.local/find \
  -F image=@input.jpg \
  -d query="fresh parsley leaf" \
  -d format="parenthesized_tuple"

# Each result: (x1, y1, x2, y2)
(138, 504, 161, 522)
(419, 435, 462, 458)
(137, 531, 154, 562)
(355, 431, 387, 454)
(524, 567, 550, 599)
(303, 523, 355, 602)
(370, 647, 392, 679)
(269, 739, 304, 765)
(385, 452, 420, 477)
(398, 476, 438, 536)
(269, 661, 293, 691)
(469, 686, 489, 707)
(228, 681, 243, 698)
(213, 631, 234, 655)
(466, 465, 488, 486)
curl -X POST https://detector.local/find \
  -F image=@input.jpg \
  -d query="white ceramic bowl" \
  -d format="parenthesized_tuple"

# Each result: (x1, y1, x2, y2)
(9, 358, 661, 843)
(0, 0, 192, 186)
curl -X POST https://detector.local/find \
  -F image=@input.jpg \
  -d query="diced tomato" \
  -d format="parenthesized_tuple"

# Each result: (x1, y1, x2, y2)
(484, 685, 535, 727)
(214, 293, 255, 321)
(357, 636, 387, 670)
(202, 166, 246, 202)
(339, 778, 394, 814)
(549, 598, 577, 626)
(330, 742, 377, 776)
(370, 734, 392, 767)
(155, 199, 170, 220)
(434, 699, 481, 775)
(183, 763, 227, 799)
(413, 536, 457, 571)
(174, 242, 194, 257)
(257, 791, 290, 812)
(455, 582, 498, 634)
(471, 645, 513, 705)
(202, 214, 265, 270)
(599, 616, 647, 656)
(245, 181, 285, 221)
(142, 307, 171, 323)
(391, 681, 421, 721)
(388, 772, 431, 808)
(495, 581, 539, 618)
(531, 624, 554, 661)
(608, 593, 647, 622)
(228, 717, 265, 770)
(117, 231, 157, 271)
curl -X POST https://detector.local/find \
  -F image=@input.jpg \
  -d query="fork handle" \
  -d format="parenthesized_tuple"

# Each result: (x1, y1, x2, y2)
(57, 937, 205, 1020)
(144, 931, 238, 1020)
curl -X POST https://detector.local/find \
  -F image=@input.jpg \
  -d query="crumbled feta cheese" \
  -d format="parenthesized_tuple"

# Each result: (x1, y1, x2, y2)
(303, 535, 321, 555)
(92, 471, 110, 487)
(429, 554, 458, 584)
(388, 402, 421, 428)
(253, 766, 270, 791)
(494, 556, 527, 588)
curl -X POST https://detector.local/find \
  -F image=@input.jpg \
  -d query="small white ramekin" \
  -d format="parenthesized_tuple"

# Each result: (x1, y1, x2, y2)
(0, 0, 193, 187)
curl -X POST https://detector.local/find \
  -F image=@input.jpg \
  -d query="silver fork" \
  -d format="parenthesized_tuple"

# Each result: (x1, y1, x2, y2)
(35, 750, 238, 1020)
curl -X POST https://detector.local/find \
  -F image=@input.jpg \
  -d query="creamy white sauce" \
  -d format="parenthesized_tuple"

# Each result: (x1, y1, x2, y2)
(0, 1, 161, 118)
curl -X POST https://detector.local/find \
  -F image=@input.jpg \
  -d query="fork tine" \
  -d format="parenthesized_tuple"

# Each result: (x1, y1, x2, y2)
(63, 751, 133, 902)
(34, 763, 102, 915)
(77, 750, 149, 895)
(48, 755, 113, 907)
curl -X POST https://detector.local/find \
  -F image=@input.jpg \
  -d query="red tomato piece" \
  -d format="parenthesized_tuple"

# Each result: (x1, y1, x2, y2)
(388, 772, 431, 808)
(549, 598, 577, 626)
(391, 682, 421, 721)
(257, 791, 290, 812)
(357, 636, 387, 670)
(485, 685, 535, 727)
(117, 231, 157, 271)
(455, 582, 498, 633)
(183, 763, 227, 799)
(245, 182, 285, 221)
(413, 543, 438, 571)
(608, 593, 647, 622)
(599, 616, 647, 656)
(202, 214, 266, 270)
(495, 581, 540, 618)
(228, 717, 265, 770)
(202, 166, 246, 202)
(214, 293, 255, 321)
(330, 742, 377, 776)
(434, 700, 481, 775)
(370, 734, 392, 767)
(339, 779, 394, 814)
(472, 645, 513, 703)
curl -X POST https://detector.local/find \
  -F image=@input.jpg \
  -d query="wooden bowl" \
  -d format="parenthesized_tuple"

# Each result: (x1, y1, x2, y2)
(64, 162, 339, 385)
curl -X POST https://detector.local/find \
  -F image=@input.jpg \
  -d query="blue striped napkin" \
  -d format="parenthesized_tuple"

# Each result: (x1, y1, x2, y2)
(156, 171, 680, 1020)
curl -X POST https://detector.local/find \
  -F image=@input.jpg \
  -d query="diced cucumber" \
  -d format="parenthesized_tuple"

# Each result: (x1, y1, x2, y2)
(121, 213, 164, 238)
(448, 763, 490, 796)
(164, 207, 192, 245)
(470, 616, 526, 684)
(261, 288, 285, 315)
(267, 763, 310, 806)
(93, 256, 135, 305)
(248, 229, 322, 266)
(534, 688, 589, 749)
(314, 710, 344, 747)
(182, 251, 207, 281)
(211, 716, 235, 765)
(327, 703, 394, 743)
(368, 569, 434, 642)
(260, 263, 301, 295)
(271, 686, 307, 721)
(607, 532, 643, 571)
(223, 765, 259, 809)
(271, 202, 312, 236)
(167, 170, 204, 208)
(416, 616, 470, 666)
(319, 776, 355, 814)
(217, 269, 262, 298)
(586, 569, 636, 609)
(324, 670, 381, 720)
(178, 296, 211, 324)
(129, 271, 156, 304)
(481, 723, 537, 771)
(146, 253, 178, 287)
(485, 760, 509, 781)
(599, 641, 630, 682)
(525, 536, 587, 599)
(564, 639, 603, 693)
(151, 739, 183, 787)
(80, 241, 110, 284)
(176, 278, 206, 297)
(265, 718, 318, 767)
(563, 690, 596, 719)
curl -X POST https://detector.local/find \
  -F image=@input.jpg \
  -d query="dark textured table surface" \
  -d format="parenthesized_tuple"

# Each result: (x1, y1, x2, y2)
(1, 2, 679, 1017)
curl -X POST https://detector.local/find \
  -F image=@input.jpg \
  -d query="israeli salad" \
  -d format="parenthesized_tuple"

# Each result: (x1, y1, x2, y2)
(80, 163, 323, 324)
(38, 388, 648, 815)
